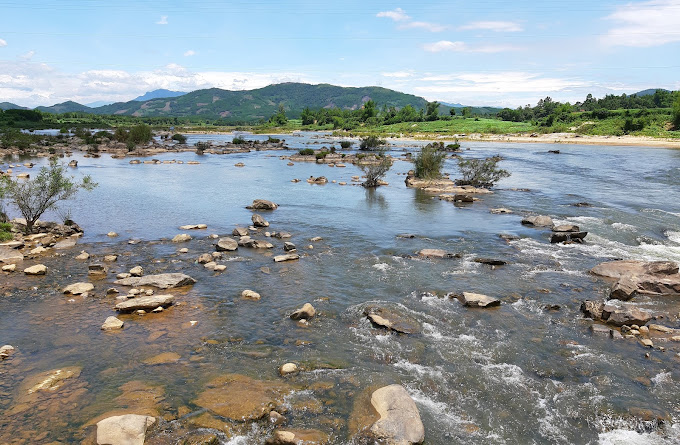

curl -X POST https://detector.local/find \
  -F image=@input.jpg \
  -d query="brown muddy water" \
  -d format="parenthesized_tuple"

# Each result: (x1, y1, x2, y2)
(1, 132, 680, 444)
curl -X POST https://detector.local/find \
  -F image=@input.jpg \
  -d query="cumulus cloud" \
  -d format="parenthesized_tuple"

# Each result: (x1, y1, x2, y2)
(459, 21, 524, 32)
(156, 15, 168, 25)
(376, 8, 410, 22)
(602, 0, 680, 47)
(0, 60, 312, 107)
(400, 21, 448, 32)
(423, 41, 520, 53)
(416, 72, 590, 94)
(0, 38, 7, 47)
(183, 50, 196, 57)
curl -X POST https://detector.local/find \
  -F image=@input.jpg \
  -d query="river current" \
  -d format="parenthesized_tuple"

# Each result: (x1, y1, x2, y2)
(1, 132, 680, 444)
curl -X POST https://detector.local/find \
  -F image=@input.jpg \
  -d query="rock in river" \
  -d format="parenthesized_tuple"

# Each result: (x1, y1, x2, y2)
(114, 273, 196, 289)
(290, 303, 316, 320)
(365, 385, 425, 445)
(456, 292, 501, 308)
(215, 237, 238, 251)
(171, 233, 192, 243)
(521, 215, 553, 227)
(246, 199, 279, 210)
(0, 246, 24, 264)
(590, 260, 680, 300)
(63, 282, 94, 295)
(417, 249, 459, 259)
(115, 294, 175, 313)
(274, 253, 300, 262)
(101, 316, 124, 331)
(96, 414, 156, 445)
(266, 429, 329, 445)
(24, 264, 47, 275)
(364, 306, 421, 334)
(252, 214, 270, 227)
(580, 300, 652, 326)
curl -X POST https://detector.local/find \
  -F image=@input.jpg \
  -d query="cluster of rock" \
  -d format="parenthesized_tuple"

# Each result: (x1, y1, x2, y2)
(1, 219, 84, 270)
(521, 215, 588, 244)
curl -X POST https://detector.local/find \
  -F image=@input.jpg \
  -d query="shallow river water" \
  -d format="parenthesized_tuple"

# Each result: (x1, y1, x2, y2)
(1, 132, 680, 444)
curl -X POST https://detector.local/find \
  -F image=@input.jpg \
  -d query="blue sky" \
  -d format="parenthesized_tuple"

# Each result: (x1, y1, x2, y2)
(1, 0, 679, 108)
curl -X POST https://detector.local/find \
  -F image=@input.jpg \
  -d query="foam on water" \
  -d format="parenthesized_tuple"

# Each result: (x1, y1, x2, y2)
(651, 371, 673, 387)
(394, 359, 445, 379)
(612, 222, 637, 232)
(482, 363, 528, 388)
(666, 231, 680, 244)
(598, 429, 669, 445)
(371, 262, 391, 272)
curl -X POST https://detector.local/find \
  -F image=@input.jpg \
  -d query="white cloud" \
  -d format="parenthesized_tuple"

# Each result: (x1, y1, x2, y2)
(602, 0, 680, 47)
(0, 60, 312, 107)
(459, 21, 524, 32)
(156, 15, 168, 25)
(415, 72, 590, 95)
(382, 71, 414, 78)
(423, 41, 520, 53)
(0, 38, 7, 47)
(183, 50, 196, 57)
(20, 50, 35, 60)
(400, 21, 447, 32)
(376, 8, 410, 22)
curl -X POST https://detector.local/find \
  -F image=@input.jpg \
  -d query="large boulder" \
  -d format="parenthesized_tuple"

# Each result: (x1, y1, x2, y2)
(246, 199, 279, 210)
(580, 300, 652, 327)
(0, 247, 24, 264)
(364, 306, 421, 334)
(252, 214, 270, 228)
(114, 273, 196, 289)
(115, 294, 174, 313)
(521, 215, 553, 227)
(216, 237, 238, 252)
(367, 385, 425, 445)
(96, 414, 156, 445)
(456, 292, 501, 308)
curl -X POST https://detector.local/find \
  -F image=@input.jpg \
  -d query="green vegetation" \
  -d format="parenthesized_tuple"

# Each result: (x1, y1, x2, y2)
(414, 143, 447, 179)
(268, 104, 288, 126)
(457, 156, 510, 188)
(0, 160, 97, 234)
(232, 136, 247, 144)
(0, 222, 12, 242)
(359, 135, 386, 150)
(673, 93, 680, 130)
(339, 141, 352, 149)
(298, 148, 314, 156)
(267, 136, 281, 143)
(357, 149, 393, 188)
(128, 124, 153, 144)
(171, 133, 187, 143)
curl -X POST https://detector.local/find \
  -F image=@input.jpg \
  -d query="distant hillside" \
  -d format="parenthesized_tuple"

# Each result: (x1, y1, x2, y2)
(86, 100, 114, 107)
(0, 102, 28, 111)
(88, 83, 442, 121)
(633, 88, 670, 97)
(35, 101, 92, 114)
(133, 89, 186, 102)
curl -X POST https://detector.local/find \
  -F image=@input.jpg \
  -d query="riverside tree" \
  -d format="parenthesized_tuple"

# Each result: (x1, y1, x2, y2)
(413, 143, 447, 179)
(673, 93, 680, 129)
(0, 160, 97, 233)
(456, 156, 510, 188)
(357, 149, 393, 187)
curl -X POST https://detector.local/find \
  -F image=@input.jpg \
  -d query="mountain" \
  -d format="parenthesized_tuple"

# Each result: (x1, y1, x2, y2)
(85, 100, 114, 107)
(35, 101, 92, 114)
(0, 102, 28, 111)
(132, 89, 186, 102)
(441, 101, 465, 108)
(89, 83, 439, 121)
(633, 88, 670, 96)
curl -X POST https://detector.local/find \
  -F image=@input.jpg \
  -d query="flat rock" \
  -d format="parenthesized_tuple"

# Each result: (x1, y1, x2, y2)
(490, 208, 513, 214)
(474, 258, 507, 266)
(96, 414, 156, 445)
(364, 306, 420, 334)
(368, 385, 425, 445)
(274, 253, 300, 262)
(172, 233, 192, 243)
(456, 292, 501, 308)
(115, 295, 175, 312)
(24, 264, 47, 275)
(233, 227, 249, 237)
(54, 238, 77, 249)
(549, 231, 588, 243)
(521, 215, 554, 227)
(581, 299, 652, 326)
(552, 224, 580, 232)
(216, 237, 238, 251)
(114, 273, 196, 289)
(101, 316, 124, 330)
(417, 249, 459, 259)
(63, 282, 94, 295)
(193, 374, 291, 421)
(591, 260, 679, 279)
(179, 224, 207, 230)
(266, 429, 329, 445)
(246, 199, 279, 210)
(0, 246, 24, 264)
(2, 263, 16, 272)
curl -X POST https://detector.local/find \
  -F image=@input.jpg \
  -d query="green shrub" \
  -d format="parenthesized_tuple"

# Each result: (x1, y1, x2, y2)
(113, 127, 129, 142)
(232, 136, 247, 144)
(456, 156, 510, 188)
(267, 136, 281, 143)
(357, 150, 393, 187)
(128, 124, 153, 144)
(315, 151, 329, 160)
(339, 141, 352, 149)
(171, 133, 187, 144)
(445, 141, 461, 151)
(298, 148, 314, 156)
(0, 230, 12, 242)
(414, 143, 447, 179)
(359, 135, 385, 150)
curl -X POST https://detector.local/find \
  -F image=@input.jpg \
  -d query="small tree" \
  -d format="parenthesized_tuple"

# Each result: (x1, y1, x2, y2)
(269, 104, 288, 126)
(128, 124, 153, 145)
(672, 93, 680, 130)
(413, 143, 447, 179)
(171, 133, 187, 143)
(0, 160, 97, 233)
(357, 149, 393, 187)
(457, 156, 510, 188)
(359, 135, 385, 150)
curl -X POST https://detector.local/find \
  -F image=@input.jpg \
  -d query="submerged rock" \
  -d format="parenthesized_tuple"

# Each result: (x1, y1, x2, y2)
(96, 414, 156, 445)
(417, 249, 459, 259)
(193, 374, 291, 421)
(115, 295, 175, 313)
(364, 306, 421, 334)
(266, 429, 329, 445)
(246, 199, 279, 210)
(456, 292, 501, 308)
(114, 273, 196, 289)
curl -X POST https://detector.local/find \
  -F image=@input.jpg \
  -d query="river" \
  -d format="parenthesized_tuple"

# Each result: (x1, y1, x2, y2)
(1, 132, 679, 444)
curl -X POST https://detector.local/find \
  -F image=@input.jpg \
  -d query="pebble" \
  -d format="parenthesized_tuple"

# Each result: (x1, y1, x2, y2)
(639, 326, 649, 334)
(242, 290, 261, 300)
(279, 363, 298, 376)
